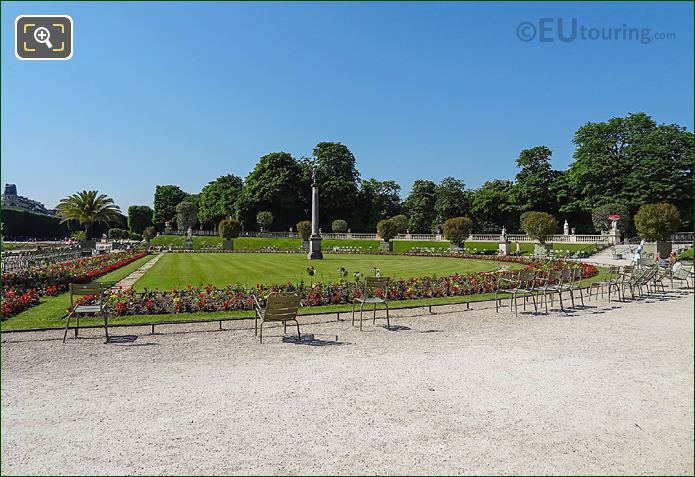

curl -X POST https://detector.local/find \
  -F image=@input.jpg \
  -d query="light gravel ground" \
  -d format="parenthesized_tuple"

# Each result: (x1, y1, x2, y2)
(2, 289, 693, 475)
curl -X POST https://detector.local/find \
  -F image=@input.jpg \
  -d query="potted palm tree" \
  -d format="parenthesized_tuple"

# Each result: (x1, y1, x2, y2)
(218, 217, 241, 250)
(521, 211, 557, 256)
(55, 190, 121, 249)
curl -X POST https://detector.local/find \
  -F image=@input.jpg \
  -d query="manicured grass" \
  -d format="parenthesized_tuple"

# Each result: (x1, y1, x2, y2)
(134, 253, 523, 290)
(678, 248, 693, 260)
(149, 235, 601, 255)
(1, 254, 155, 331)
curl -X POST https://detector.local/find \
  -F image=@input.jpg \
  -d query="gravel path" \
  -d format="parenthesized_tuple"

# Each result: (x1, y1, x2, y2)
(2, 289, 693, 475)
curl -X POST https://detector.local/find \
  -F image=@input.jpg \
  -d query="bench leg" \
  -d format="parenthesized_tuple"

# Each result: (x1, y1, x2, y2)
(294, 319, 301, 340)
(103, 313, 109, 344)
(384, 302, 390, 330)
(63, 312, 73, 344)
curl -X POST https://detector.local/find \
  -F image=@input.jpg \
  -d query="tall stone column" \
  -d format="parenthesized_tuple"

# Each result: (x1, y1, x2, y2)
(308, 167, 323, 259)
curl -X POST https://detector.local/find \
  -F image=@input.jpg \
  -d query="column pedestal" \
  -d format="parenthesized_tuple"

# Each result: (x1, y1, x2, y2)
(308, 235, 323, 259)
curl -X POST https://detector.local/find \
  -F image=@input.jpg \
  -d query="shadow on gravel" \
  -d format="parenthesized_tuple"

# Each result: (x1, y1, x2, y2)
(383, 324, 412, 332)
(106, 335, 158, 347)
(282, 334, 347, 347)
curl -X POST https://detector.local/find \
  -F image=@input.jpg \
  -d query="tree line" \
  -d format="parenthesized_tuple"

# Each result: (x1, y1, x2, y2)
(130, 112, 691, 236)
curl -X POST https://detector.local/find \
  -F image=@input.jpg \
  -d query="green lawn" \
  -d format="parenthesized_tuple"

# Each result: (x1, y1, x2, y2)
(134, 253, 523, 290)
(150, 235, 601, 255)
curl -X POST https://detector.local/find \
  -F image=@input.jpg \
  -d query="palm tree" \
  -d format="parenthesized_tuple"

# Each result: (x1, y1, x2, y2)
(55, 190, 122, 238)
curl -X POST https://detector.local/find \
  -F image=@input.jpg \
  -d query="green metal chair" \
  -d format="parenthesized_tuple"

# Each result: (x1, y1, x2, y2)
(253, 292, 301, 344)
(352, 277, 390, 330)
(495, 269, 538, 315)
(63, 283, 108, 344)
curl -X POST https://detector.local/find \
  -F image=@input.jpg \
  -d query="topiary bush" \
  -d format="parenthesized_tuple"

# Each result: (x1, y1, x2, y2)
(377, 219, 398, 242)
(108, 228, 127, 240)
(143, 226, 157, 243)
(332, 219, 348, 233)
(256, 211, 273, 230)
(634, 203, 681, 241)
(128, 231, 143, 241)
(297, 220, 312, 241)
(443, 217, 472, 247)
(218, 218, 241, 240)
(521, 212, 557, 244)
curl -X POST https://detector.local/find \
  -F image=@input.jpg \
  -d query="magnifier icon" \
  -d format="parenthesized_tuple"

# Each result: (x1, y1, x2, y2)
(33, 27, 53, 49)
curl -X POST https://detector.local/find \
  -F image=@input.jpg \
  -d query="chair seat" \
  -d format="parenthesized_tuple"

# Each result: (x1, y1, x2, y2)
(354, 297, 385, 304)
(74, 305, 101, 313)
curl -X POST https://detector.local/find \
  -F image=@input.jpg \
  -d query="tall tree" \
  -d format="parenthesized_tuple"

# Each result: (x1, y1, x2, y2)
(175, 200, 198, 231)
(512, 146, 562, 214)
(313, 142, 361, 228)
(470, 180, 518, 233)
(237, 152, 305, 230)
(127, 205, 153, 234)
(433, 177, 471, 229)
(55, 190, 122, 238)
(564, 113, 693, 229)
(197, 174, 243, 228)
(404, 180, 437, 233)
(355, 179, 401, 232)
(153, 185, 187, 231)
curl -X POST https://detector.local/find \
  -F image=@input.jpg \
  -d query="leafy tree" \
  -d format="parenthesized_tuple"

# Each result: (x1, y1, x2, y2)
(591, 202, 631, 234)
(198, 175, 243, 227)
(237, 152, 305, 230)
(634, 203, 681, 241)
(108, 227, 127, 239)
(376, 218, 398, 242)
(390, 214, 409, 234)
(296, 220, 312, 241)
(127, 205, 153, 234)
(55, 190, 122, 238)
(175, 201, 198, 231)
(443, 217, 472, 247)
(218, 218, 241, 239)
(470, 180, 517, 233)
(564, 113, 693, 229)
(256, 211, 274, 230)
(404, 180, 437, 233)
(434, 177, 471, 229)
(521, 211, 558, 244)
(512, 146, 562, 214)
(128, 231, 143, 241)
(143, 226, 157, 242)
(332, 219, 348, 232)
(355, 179, 401, 231)
(153, 185, 187, 231)
(313, 142, 361, 227)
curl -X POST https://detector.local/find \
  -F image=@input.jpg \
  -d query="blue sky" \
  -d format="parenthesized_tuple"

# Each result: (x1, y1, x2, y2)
(2, 1, 693, 210)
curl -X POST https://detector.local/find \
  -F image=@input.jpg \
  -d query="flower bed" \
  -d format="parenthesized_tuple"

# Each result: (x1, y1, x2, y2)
(1, 251, 149, 320)
(98, 259, 597, 317)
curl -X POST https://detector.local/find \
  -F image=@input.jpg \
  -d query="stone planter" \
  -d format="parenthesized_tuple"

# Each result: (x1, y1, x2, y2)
(222, 239, 234, 251)
(379, 241, 393, 252)
(534, 243, 552, 257)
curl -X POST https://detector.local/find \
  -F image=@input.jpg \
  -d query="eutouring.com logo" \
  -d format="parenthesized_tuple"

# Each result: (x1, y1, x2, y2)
(516, 18, 676, 44)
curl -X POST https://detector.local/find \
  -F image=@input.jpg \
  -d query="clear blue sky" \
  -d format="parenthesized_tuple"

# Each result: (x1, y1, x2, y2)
(2, 1, 693, 210)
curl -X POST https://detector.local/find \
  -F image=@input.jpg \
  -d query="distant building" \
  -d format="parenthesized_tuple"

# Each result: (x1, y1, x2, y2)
(1, 184, 53, 215)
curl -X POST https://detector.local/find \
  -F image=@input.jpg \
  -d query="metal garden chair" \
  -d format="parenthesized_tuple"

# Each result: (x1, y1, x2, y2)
(352, 277, 390, 330)
(63, 283, 109, 344)
(253, 292, 301, 344)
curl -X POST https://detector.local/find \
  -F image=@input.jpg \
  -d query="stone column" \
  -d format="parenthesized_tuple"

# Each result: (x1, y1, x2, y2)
(308, 170, 323, 259)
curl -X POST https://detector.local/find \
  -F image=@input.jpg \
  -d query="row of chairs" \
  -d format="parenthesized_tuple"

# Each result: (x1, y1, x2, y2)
(494, 267, 585, 315)
(588, 262, 693, 302)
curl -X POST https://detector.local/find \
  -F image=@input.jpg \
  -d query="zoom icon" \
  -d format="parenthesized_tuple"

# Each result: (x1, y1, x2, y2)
(16, 15, 73, 60)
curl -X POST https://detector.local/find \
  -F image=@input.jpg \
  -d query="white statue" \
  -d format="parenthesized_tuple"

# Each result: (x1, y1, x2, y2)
(501, 226, 507, 241)
(186, 226, 193, 241)
(563, 220, 569, 236)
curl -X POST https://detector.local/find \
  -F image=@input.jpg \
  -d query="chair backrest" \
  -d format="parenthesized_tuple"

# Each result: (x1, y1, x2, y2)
(262, 293, 301, 322)
(69, 283, 104, 308)
(518, 270, 537, 288)
(561, 268, 573, 282)
(572, 267, 583, 282)
(546, 269, 563, 284)
(364, 277, 390, 298)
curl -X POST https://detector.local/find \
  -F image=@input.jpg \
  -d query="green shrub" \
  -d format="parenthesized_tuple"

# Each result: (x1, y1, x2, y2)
(108, 228, 127, 239)
(297, 220, 312, 241)
(443, 217, 472, 246)
(332, 219, 348, 233)
(143, 226, 157, 243)
(256, 211, 273, 230)
(634, 203, 681, 241)
(218, 218, 241, 240)
(71, 231, 87, 241)
(377, 219, 398, 242)
(521, 212, 557, 244)
(128, 231, 143, 241)
(591, 203, 631, 234)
